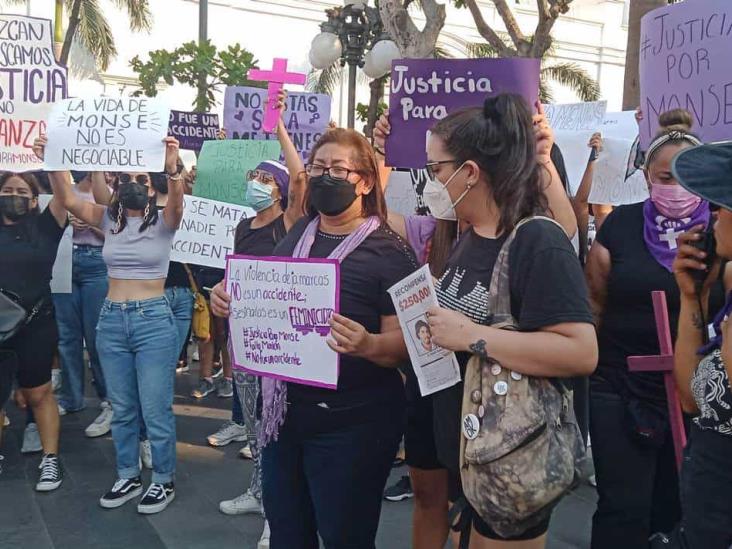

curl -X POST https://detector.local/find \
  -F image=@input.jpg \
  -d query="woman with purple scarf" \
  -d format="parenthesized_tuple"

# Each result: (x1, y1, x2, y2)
(585, 109, 729, 549)
(211, 128, 418, 548)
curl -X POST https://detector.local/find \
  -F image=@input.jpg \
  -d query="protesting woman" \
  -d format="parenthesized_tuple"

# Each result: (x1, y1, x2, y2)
(211, 128, 418, 548)
(0, 172, 68, 491)
(34, 135, 185, 515)
(585, 110, 726, 548)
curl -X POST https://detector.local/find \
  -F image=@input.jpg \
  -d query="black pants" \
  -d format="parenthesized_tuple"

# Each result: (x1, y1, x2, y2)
(590, 389, 681, 549)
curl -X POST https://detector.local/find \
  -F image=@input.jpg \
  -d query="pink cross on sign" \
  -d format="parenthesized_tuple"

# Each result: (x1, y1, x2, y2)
(248, 58, 306, 133)
(627, 291, 687, 471)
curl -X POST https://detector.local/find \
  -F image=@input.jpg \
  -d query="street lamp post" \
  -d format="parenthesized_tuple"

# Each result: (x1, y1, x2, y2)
(308, 1, 400, 129)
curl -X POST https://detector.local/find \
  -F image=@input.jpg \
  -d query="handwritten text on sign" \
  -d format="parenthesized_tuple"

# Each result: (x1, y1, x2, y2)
(43, 97, 170, 171)
(224, 86, 330, 161)
(639, 0, 732, 147)
(226, 255, 340, 389)
(168, 110, 219, 152)
(0, 15, 68, 172)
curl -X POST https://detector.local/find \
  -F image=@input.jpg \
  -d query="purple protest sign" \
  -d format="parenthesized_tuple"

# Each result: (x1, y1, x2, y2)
(385, 58, 540, 169)
(224, 86, 330, 161)
(639, 0, 732, 148)
(168, 110, 219, 152)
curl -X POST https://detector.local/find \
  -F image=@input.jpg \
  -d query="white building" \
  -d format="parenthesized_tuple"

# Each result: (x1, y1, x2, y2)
(16, 0, 632, 123)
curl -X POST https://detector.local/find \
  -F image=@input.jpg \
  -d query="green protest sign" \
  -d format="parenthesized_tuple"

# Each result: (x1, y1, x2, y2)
(194, 139, 281, 206)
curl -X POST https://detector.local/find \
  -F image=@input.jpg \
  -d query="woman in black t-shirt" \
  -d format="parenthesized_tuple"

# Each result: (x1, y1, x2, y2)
(0, 172, 68, 492)
(211, 128, 417, 548)
(420, 95, 596, 548)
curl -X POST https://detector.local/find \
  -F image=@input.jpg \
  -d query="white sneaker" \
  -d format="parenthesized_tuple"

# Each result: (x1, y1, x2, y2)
(140, 440, 153, 469)
(219, 491, 262, 515)
(207, 421, 248, 447)
(57, 403, 67, 416)
(257, 521, 270, 549)
(85, 402, 113, 438)
(21, 423, 43, 454)
(192, 349, 200, 361)
(239, 445, 253, 460)
(51, 370, 61, 392)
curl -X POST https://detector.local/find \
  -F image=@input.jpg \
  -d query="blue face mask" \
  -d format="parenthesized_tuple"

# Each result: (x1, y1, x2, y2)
(245, 180, 275, 212)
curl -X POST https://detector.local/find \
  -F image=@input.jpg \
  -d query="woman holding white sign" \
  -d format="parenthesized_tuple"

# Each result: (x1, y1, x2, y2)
(34, 135, 185, 515)
(212, 128, 418, 548)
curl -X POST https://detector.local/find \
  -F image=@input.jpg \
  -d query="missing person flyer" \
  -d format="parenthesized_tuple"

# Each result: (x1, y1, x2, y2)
(388, 265, 461, 396)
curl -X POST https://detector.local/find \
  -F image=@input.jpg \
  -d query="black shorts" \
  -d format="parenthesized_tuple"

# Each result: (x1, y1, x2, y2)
(0, 308, 57, 389)
(404, 372, 443, 470)
(447, 472, 551, 541)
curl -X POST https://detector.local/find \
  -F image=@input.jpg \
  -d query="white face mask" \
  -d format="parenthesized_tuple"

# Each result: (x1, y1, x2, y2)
(422, 162, 471, 221)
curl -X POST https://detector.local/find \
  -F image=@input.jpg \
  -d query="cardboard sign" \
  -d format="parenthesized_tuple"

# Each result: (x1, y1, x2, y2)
(224, 86, 330, 161)
(38, 195, 72, 293)
(194, 139, 281, 206)
(0, 14, 68, 172)
(226, 255, 340, 389)
(639, 0, 732, 147)
(385, 58, 540, 168)
(168, 110, 219, 152)
(171, 195, 254, 269)
(44, 97, 170, 171)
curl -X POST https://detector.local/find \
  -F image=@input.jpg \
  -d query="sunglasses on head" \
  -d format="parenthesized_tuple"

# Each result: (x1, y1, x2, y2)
(118, 173, 150, 185)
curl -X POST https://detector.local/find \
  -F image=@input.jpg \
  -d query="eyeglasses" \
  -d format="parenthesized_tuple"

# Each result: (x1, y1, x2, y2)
(118, 173, 150, 185)
(305, 164, 360, 181)
(246, 170, 276, 185)
(425, 160, 457, 181)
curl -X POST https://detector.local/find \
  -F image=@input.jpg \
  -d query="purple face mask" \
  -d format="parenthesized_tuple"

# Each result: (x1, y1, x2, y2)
(649, 182, 702, 219)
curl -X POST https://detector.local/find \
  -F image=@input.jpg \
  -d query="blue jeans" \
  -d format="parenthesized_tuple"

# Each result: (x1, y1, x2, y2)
(97, 296, 178, 484)
(164, 286, 194, 355)
(53, 245, 109, 411)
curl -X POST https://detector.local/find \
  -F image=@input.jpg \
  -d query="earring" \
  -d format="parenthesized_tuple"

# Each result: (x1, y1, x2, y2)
(143, 202, 150, 221)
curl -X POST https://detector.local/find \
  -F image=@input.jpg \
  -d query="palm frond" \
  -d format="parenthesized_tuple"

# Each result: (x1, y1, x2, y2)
(307, 62, 342, 94)
(466, 42, 501, 59)
(110, 0, 152, 32)
(71, 0, 116, 71)
(539, 80, 553, 104)
(432, 43, 452, 59)
(541, 62, 600, 102)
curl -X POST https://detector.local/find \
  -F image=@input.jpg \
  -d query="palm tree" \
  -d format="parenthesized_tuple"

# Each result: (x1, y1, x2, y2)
(1, 0, 151, 71)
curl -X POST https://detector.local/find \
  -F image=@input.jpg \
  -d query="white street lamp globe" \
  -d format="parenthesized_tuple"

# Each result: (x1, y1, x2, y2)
(362, 50, 382, 79)
(309, 32, 343, 70)
(367, 39, 400, 78)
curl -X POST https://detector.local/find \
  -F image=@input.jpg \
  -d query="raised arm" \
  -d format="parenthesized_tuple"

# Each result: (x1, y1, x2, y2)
(373, 110, 409, 240)
(90, 171, 112, 206)
(276, 92, 307, 229)
(162, 137, 184, 230)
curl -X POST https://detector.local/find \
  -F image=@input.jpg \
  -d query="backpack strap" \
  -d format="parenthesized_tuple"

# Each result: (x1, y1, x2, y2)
(182, 264, 201, 294)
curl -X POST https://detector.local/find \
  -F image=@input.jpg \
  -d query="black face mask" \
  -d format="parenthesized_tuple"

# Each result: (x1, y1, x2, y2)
(150, 174, 168, 195)
(0, 195, 31, 221)
(309, 175, 358, 217)
(118, 182, 149, 211)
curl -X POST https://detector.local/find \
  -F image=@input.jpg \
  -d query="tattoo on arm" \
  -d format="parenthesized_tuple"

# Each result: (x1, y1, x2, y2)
(692, 310, 704, 331)
(469, 339, 489, 360)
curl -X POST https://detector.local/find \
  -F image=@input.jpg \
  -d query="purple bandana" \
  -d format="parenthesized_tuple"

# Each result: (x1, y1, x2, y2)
(642, 199, 710, 272)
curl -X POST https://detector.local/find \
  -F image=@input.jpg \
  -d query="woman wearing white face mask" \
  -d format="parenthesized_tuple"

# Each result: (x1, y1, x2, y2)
(585, 109, 730, 549)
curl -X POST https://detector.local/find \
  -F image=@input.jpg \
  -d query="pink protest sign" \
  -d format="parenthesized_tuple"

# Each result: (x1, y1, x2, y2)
(639, 0, 732, 148)
(248, 59, 306, 134)
(627, 291, 687, 470)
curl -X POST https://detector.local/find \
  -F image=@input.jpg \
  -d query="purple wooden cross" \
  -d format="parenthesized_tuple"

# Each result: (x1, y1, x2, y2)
(248, 58, 306, 133)
(627, 290, 687, 470)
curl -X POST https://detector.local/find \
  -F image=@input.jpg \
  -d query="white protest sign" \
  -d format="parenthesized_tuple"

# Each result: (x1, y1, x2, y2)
(171, 195, 255, 269)
(385, 170, 419, 216)
(545, 101, 608, 195)
(39, 195, 72, 293)
(226, 255, 340, 389)
(0, 15, 68, 172)
(388, 265, 461, 396)
(43, 96, 170, 171)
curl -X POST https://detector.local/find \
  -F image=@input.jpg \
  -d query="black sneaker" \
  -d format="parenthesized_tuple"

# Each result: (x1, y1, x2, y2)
(99, 477, 143, 508)
(384, 475, 413, 502)
(36, 453, 63, 492)
(137, 482, 175, 514)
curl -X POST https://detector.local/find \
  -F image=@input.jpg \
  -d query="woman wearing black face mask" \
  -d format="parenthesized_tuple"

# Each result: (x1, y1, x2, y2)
(0, 172, 68, 492)
(35, 135, 185, 515)
(211, 128, 418, 548)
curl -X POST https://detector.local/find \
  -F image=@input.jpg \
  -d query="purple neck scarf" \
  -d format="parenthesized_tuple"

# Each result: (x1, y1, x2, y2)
(699, 290, 732, 356)
(642, 199, 710, 272)
(259, 215, 382, 448)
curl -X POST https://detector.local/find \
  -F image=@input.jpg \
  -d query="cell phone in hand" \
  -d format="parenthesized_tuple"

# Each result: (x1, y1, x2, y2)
(690, 224, 717, 288)
(588, 147, 599, 164)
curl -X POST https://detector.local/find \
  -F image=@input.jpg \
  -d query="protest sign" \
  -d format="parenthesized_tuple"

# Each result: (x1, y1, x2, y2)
(43, 97, 170, 171)
(385, 170, 420, 216)
(639, 0, 732, 148)
(168, 110, 219, 152)
(385, 58, 540, 168)
(194, 139, 281, 206)
(545, 101, 608, 195)
(388, 265, 461, 396)
(38, 195, 72, 293)
(226, 255, 340, 389)
(171, 195, 255, 269)
(224, 86, 330, 161)
(0, 14, 68, 172)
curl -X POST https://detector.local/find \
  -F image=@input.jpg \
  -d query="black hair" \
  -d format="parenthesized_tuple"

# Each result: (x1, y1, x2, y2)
(414, 320, 430, 337)
(0, 172, 41, 216)
(107, 174, 159, 234)
(431, 94, 548, 235)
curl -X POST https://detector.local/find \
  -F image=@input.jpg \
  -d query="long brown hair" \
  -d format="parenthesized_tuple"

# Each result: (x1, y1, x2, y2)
(305, 128, 387, 222)
(0, 172, 42, 216)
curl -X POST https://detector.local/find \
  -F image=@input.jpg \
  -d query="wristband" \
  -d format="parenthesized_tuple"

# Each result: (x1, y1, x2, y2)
(374, 146, 385, 157)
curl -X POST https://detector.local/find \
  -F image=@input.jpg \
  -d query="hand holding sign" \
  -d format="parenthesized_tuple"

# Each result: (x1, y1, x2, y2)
(247, 58, 306, 133)
(327, 314, 372, 357)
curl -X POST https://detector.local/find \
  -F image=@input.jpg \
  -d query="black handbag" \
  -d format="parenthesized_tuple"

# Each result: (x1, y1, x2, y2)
(0, 289, 45, 343)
